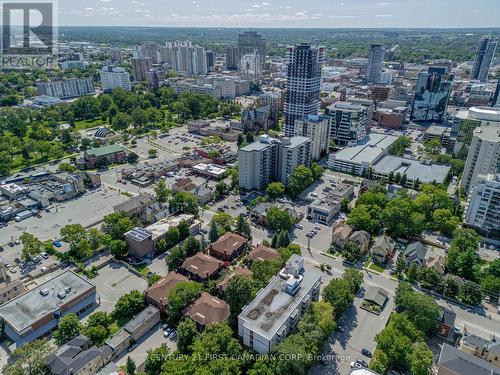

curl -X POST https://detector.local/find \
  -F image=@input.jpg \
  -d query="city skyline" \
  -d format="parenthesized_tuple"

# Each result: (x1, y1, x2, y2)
(59, 0, 500, 28)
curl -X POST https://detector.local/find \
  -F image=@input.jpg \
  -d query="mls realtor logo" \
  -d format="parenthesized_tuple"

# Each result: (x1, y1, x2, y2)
(1, 1, 58, 69)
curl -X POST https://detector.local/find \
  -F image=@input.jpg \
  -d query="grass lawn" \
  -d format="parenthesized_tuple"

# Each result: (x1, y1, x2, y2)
(74, 119, 105, 130)
(368, 262, 385, 273)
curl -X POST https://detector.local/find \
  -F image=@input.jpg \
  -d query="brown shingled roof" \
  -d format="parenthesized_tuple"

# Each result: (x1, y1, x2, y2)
(145, 272, 188, 305)
(247, 244, 279, 262)
(181, 252, 222, 279)
(186, 292, 230, 326)
(209, 232, 248, 259)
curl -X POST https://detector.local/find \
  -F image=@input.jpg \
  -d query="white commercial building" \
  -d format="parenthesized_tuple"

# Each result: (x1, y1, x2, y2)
(238, 255, 321, 354)
(100, 66, 132, 92)
(328, 133, 398, 176)
(464, 174, 500, 240)
(460, 126, 500, 193)
(293, 114, 331, 160)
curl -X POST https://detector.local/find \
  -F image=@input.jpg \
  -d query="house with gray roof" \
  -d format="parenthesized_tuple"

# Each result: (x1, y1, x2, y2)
(371, 235, 396, 264)
(438, 343, 500, 375)
(401, 241, 427, 267)
(461, 333, 500, 368)
(47, 335, 107, 375)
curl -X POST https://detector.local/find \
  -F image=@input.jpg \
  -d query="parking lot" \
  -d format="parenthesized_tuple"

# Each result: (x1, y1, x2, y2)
(0, 186, 128, 244)
(86, 261, 148, 314)
(116, 325, 177, 371)
(311, 270, 395, 375)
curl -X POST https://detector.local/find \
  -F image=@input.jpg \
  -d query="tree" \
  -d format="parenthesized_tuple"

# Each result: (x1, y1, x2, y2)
(54, 313, 82, 346)
(154, 179, 170, 203)
(446, 228, 480, 280)
(209, 220, 220, 243)
(84, 325, 109, 346)
(382, 198, 425, 238)
(177, 318, 198, 355)
(235, 214, 252, 239)
(432, 208, 460, 236)
(2, 339, 52, 375)
(342, 241, 364, 263)
(388, 136, 412, 156)
(183, 237, 202, 258)
(276, 229, 291, 249)
(212, 211, 234, 232)
(20, 232, 42, 261)
(340, 197, 350, 213)
(375, 313, 422, 368)
(267, 207, 295, 231)
(102, 213, 134, 241)
(86, 311, 112, 329)
(395, 256, 405, 276)
(111, 112, 131, 130)
(322, 278, 354, 319)
(444, 278, 460, 299)
(166, 282, 202, 325)
(166, 245, 186, 271)
(289, 165, 314, 197)
(126, 356, 136, 375)
(370, 349, 389, 374)
(266, 182, 285, 198)
(395, 283, 440, 335)
(144, 344, 171, 375)
(310, 301, 336, 336)
(418, 267, 444, 292)
(225, 275, 255, 325)
(274, 334, 316, 375)
(127, 152, 139, 164)
(459, 281, 483, 306)
(214, 181, 228, 200)
(251, 260, 281, 289)
(164, 227, 180, 247)
(113, 290, 146, 322)
(407, 263, 419, 284)
(347, 204, 381, 234)
(60, 224, 87, 253)
(311, 162, 324, 180)
(170, 191, 199, 217)
(109, 239, 128, 259)
(177, 220, 190, 240)
(409, 342, 434, 375)
(342, 269, 363, 293)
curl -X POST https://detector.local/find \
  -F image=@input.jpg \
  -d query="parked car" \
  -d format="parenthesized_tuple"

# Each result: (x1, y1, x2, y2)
(361, 349, 372, 358)
(295, 224, 303, 229)
(350, 362, 362, 369)
(53, 241, 62, 248)
(41, 252, 48, 259)
(168, 330, 177, 339)
(356, 358, 368, 368)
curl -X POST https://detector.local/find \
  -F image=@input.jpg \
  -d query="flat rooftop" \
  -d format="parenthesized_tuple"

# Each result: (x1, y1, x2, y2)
(239, 267, 321, 340)
(146, 214, 194, 241)
(240, 134, 280, 152)
(123, 306, 159, 334)
(0, 271, 95, 334)
(374, 155, 451, 184)
(332, 133, 398, 165)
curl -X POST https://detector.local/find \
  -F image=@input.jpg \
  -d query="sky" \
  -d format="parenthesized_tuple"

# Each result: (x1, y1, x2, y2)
(58, 0, 500, 28)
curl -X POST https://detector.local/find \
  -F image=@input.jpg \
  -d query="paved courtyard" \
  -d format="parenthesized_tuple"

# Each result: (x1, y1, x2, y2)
(87, 261, 148, 315)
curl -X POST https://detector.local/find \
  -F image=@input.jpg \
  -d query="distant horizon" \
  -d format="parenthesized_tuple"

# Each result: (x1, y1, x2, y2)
(58, 0, 500, 28)
(58, 26, 500, 30)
